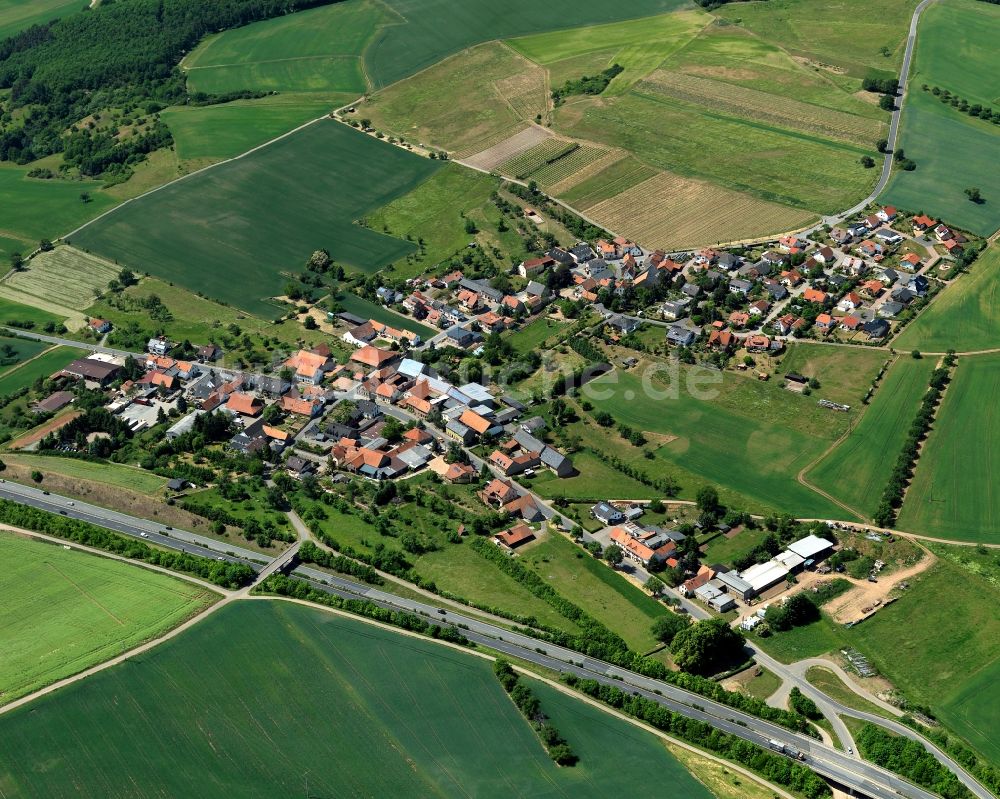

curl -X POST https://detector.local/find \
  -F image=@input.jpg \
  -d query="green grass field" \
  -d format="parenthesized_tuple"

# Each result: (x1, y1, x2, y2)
(362, 163, 500, 278)
(0, 163, 114, 260)
(160, 94, 346, 167)
(508, 316, 570, 353)
(70, 121, 438, 318)
(713, 0, 919, 77)
(882, 0, 1000, 236)
(0, 346, 83, 396)
(520, 531, 670, 652)
(560, 89, 877, 214)
(754, 553, 1000, 765)
(896, 354, 1000, 542)
(508, 10, 710, 94)
(0, 296, 67, 329)
(334, 292, 435, 339)
(807, 356, 935, 518)
(0, 532, 215, 706)
(0, 0, 83, 40)
(702, 527, 773, 567)
(184, 0, 387, 95)
(4, 455, 168, 494)
(0, 335, 47, 371)
(585, 359, 884, 516)
(894, 245, 1000, 353)
(0, 600, 713, 797)
(531, 448, 658, 502)
(365, 0, 687, 89)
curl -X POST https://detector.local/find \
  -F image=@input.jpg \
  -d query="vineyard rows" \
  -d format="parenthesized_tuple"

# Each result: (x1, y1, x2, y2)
(546, 148, 628, 196)
(530, 144, 610, 186)
(499, 139, 578, 180)
(458, 124, 549, 164)
(495, 69, 547, 123)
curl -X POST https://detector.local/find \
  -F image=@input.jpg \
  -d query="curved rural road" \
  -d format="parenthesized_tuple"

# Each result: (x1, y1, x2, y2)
(821, 0, 936, 225)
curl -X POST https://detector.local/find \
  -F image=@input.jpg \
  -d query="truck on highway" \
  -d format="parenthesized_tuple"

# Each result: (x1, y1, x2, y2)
(768, 740, 806, 760)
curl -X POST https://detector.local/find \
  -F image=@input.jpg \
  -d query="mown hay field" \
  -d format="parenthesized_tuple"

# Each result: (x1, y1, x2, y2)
(584, 170, 816, 249)
(0, 600, 713, 798)
(361, 42, 547, 156)
(70, 121, 437, 318)
(640, 70, 885, 147)
(0, 533, 216, 706)
(4, 247, 119, 311)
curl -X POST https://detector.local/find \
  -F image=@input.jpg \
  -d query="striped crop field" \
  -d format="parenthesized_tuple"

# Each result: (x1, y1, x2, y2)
(529, 144, 613, 187)
(585, 170, 816, 249)
(457, 125, 550, 165)
(498, 139, 578, 179)
(639, 70, 886, 148)
(4, 246, 120, 311)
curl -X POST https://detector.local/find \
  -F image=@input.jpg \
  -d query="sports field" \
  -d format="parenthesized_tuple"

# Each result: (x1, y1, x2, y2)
(894, 245, 1000, 353)
(70, 121, 439, 318)
(882, 0, 1000, 236)
(807, 356, 935, 518)
(0, 533, 215, 706)
(897, 354, 1000, 542)
(0, 346, 82, 396)
(4, 247, 119, 311)
(0, 600, 713, 797)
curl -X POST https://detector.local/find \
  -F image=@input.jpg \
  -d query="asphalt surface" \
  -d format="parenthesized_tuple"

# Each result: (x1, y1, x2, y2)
(0, 478, 963, 799)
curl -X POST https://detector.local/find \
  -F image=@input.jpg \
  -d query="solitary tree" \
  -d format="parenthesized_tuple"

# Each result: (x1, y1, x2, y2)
(965, 187, 983, 203)
(860, 155, 876, 168)
(604, 544, 624, 567)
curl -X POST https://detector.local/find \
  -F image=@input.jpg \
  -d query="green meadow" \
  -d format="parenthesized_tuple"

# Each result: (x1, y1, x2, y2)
(585, 352, 884, 516)
(0, 533, 215, 705)
(0, 600, 713, 798)
(882, 0, 1000, 235)
(807, 356, 935, 518)
(894, 245, 1000, 353)
(0, 346, 82, 395)
(70, 121, 438, 318)
(897, 353, 1000, 543)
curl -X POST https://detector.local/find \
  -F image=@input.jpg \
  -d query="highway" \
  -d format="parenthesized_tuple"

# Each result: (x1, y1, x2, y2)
(0, 479, 965, 799)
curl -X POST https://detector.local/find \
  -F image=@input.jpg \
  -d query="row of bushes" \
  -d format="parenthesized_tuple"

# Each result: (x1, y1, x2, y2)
(564, 675, 831, 798)
(924, 84, 1000, 126)
(0, 499, 255, 588)
(901, 718, 1000, 797)
(873, 356, 955, 526)
(856, 723, 971, 799)
(297, 540, 383, 585)
(494, 660, 577, 765)
(258, 574, 471, 647)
